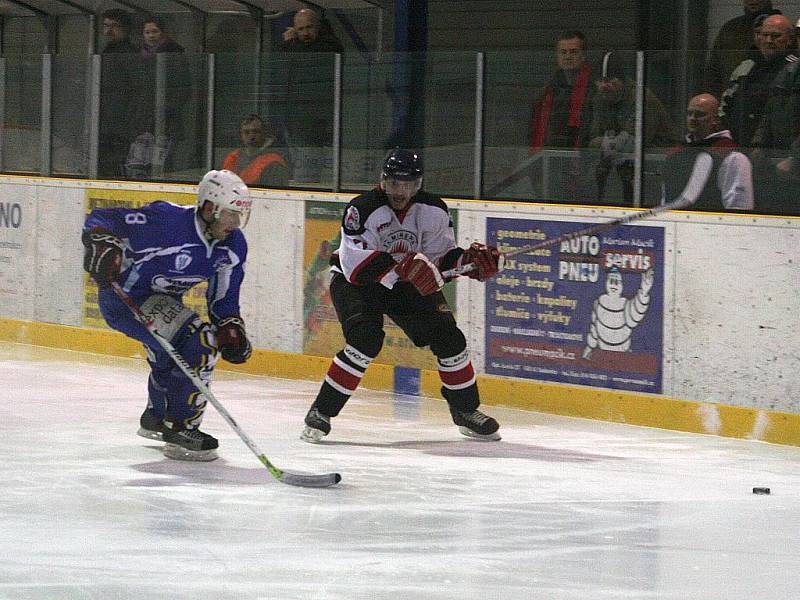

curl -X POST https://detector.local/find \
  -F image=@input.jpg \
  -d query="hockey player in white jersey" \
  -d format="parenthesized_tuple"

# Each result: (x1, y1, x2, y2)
(302, 149, 503, 442)
(82, 169, 254, 461)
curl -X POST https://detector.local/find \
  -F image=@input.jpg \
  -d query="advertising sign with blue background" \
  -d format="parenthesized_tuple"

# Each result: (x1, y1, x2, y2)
(485, 217, 665, 393)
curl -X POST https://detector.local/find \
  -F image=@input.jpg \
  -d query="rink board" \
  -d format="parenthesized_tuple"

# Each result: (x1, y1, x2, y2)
(1, 316, 799, 447)
(0, 176, 798, 446)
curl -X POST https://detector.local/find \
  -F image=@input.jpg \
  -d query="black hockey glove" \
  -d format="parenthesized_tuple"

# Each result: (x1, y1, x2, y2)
(82, 228, 124, 288)
(216, 316, 252, 364)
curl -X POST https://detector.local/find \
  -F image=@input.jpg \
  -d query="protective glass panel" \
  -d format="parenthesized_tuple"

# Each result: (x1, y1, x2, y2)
(52, 54, 90, 176)
(213, 52, 335, 189)
(97, 52, 208, 181)
(1, 55, 43, 173)
(341, 51, 476, 197)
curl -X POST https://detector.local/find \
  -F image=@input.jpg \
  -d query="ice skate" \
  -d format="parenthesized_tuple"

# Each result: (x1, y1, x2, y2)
(137, 408, 167, 441)
(162, 426, 219, 461)
(450, 407, 501, 441)
(301, 407, 331, 443)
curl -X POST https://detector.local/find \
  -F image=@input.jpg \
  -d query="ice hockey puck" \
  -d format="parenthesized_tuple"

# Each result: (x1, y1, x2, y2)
(752, 487, 770, 495)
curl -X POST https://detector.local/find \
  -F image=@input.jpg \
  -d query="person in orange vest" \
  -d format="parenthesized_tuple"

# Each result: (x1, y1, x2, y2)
(222, 115, 291, 187)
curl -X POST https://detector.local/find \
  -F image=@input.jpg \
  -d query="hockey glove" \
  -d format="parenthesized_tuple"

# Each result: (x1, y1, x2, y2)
(395, 252, 444, 296)
(216, 316, 252, 364)
(461, 242, 504, 281)
(82, 228, 124, 288)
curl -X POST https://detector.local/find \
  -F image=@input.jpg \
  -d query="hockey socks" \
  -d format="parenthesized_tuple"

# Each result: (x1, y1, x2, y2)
(303, 345, 375, 442)
(437, 348, 476, 393)
(439, 350, 501, 441)
(319, 345, 374, 414)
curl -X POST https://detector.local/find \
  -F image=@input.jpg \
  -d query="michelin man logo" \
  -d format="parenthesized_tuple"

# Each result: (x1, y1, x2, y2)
(583, 267, 654, 360)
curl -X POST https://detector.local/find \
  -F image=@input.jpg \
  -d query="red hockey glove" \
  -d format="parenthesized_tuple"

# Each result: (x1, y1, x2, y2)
(216, 316, 252, 364)
(82, 228, 124, 288)
(394, 252, 444, 296)
(461, 242, 504, 281)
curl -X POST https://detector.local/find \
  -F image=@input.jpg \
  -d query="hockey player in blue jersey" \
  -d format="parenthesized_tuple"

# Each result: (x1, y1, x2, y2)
(82, 169, 253, 461)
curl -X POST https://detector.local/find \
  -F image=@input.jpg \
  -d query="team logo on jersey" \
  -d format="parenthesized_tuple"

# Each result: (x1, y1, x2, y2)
(343, 206, 360, 232)
(151, 275, 205, 295)
(383, 230, 418, 259)
(174, 252, 193, 271)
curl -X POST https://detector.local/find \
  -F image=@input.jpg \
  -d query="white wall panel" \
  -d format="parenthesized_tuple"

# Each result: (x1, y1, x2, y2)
(670, 215, 799, 409)
(34, 183, 85, 325)
(0, 183, 38, 321)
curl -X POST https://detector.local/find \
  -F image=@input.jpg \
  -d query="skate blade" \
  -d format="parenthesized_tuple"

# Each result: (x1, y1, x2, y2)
(163, 443, 218, 461)
(458, 426, 501, 441)
(137, 427, 164, 441)
(300, 426, 326, 443)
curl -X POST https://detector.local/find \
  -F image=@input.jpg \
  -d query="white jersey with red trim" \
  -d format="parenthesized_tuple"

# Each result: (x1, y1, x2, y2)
(331, 187, 464, 288)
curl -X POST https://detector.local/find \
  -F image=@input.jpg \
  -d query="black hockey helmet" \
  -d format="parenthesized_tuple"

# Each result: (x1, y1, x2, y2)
(382, 148, 423, 181)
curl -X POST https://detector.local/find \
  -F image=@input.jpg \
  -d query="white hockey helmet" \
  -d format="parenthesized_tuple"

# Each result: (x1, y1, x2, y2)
(197, 169, 252, 228)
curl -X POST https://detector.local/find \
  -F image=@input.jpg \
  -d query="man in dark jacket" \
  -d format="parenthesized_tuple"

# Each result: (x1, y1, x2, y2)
(101, 9, 137, 54)
(720, 14, 796, 148)
(706, 1, 781, 95)
(279, 9, 343, 182)
(280, 9, 343, 53)
(749, 54, 800, 214)
(99, 9, 138, 178)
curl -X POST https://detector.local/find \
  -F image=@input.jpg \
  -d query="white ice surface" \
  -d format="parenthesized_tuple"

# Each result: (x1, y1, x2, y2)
(2, 343, 799, 600)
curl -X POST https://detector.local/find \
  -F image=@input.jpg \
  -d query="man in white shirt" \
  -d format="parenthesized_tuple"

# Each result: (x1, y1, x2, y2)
(662, 94, 754, 211)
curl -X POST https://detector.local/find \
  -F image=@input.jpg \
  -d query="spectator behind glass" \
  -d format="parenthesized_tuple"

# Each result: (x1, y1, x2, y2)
(748, 44, 800, 215)
(281, 8, 343, 53)
(141, 15, 184, 55)
(706, 0, 781, 96)
(662, 94, 753, 211)
(126, 15, 189, 178)
(529, 30, 593, 154)
(527, 30, 593, 201)
(279, 9, 342, 182)
(589, 52, 677, 203)
(221, 115, 291, 187)
(719, 14, 797, 149)
(99, 9, 138, 178)
(102, 9, 137, 54)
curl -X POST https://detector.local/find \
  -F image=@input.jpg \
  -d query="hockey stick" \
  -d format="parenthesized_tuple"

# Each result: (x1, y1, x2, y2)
(442, 152, 712, 278)
(111, 282, 341, 488)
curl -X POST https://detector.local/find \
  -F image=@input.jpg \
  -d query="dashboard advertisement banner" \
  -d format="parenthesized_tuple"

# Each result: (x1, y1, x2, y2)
(485, 217, 664, 393)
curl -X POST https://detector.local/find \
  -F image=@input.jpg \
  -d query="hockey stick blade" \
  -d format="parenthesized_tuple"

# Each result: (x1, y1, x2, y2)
(442, 153, 711, 279)
(111, 283, 342, 488)
(265, 459, 342, 488)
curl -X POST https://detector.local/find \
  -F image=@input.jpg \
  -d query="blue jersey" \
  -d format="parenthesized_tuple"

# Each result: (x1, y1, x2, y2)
(84, 201, 247, 323)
